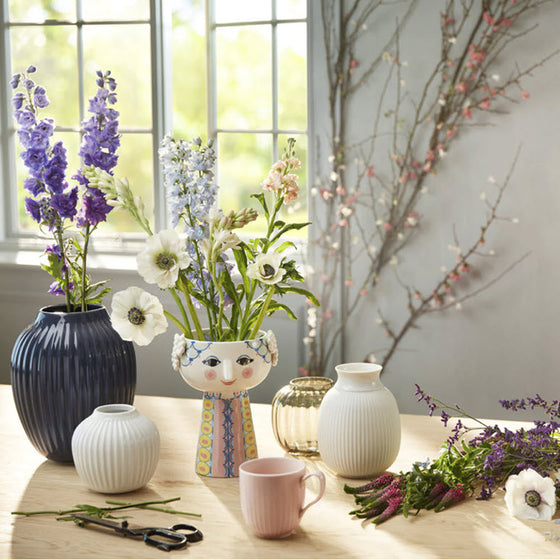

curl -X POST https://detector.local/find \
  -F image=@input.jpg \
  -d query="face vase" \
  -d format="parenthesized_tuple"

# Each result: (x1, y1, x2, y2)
(172, 331, 277, 477)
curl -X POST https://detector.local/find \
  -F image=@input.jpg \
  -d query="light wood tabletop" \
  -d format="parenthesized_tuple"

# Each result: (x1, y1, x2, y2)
(1, 383, 559, 559)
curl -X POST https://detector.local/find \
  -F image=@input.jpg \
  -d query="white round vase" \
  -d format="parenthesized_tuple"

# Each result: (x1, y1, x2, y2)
(317, 362, 401, 478)
(71, 404, 160, 493)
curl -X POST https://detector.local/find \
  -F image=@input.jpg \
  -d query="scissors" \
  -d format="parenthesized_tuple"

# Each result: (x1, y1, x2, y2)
(70, 514, 203, 552)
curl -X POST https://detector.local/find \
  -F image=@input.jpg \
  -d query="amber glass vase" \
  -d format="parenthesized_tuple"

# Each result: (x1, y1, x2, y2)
(271, 377, 334, 456)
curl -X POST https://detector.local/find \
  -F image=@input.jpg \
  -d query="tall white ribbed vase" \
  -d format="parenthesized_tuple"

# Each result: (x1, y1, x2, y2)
(317, 363, 401, 478)
(72, 404, 160, 493)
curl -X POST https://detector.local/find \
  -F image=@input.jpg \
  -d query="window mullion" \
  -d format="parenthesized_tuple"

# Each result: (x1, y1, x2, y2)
(271, 0, 278, 160)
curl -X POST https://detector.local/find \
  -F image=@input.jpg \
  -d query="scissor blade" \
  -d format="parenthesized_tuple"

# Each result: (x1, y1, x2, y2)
(70, 514, 128, 534)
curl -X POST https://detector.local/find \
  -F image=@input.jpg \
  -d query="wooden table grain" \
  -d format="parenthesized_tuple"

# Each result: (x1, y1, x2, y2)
(1, 384, 559, 559)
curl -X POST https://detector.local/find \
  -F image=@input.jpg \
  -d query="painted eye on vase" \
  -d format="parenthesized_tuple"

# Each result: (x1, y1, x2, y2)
(236, 355, 254, 366)
(203, 356, 221, 367)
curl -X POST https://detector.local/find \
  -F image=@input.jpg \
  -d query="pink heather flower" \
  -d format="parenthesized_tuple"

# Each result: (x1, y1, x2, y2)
(383, 222, 392, 231)
(434, 484, 466, 512)
(372, 497, 403, 525)
(462, 107, 473, 120)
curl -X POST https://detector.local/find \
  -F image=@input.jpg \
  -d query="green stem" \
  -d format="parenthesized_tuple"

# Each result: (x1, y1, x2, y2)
(250, 285, 275, 339)
(164, 310, 189, 336)
(239, 281, 257, 339)
(104, 499, 201, 518)
(179, 279, 204, 340)
(81, 223, 91, 312)
(169, 287, 193, 338)
(55, 228, 72, 312)
(12, 498, 181, 517)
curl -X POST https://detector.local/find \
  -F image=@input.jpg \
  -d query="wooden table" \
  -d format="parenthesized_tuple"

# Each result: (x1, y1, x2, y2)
(1, 385, 559, 559)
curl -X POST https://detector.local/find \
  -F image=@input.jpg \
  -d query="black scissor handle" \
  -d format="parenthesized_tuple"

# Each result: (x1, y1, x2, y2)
(170, 524, 203, 543)
(143, 528, 188, 552)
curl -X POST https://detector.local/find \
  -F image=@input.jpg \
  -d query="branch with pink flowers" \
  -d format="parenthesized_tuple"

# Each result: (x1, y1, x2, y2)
(304, 0, 558, 376)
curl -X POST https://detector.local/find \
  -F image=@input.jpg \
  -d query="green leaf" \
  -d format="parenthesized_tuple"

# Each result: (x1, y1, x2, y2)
(283, 285, 320, 307)
(266, 301, 298, 320)
(250, 193, 269, 219)
(276, 240, 296, 253)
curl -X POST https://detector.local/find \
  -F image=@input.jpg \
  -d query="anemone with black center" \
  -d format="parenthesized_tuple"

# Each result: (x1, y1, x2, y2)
(127, 307, 145, 325)
(155, 251, 176, 270)
(524, 489, 542, 508)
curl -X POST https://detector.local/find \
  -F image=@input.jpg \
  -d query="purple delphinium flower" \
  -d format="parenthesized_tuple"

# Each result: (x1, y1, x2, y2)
(72, 70, 120, 227)
(51, 187, 78, 219)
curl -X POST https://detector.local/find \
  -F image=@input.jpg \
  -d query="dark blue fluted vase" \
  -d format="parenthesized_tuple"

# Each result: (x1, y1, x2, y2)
(10, 304, 136, 462)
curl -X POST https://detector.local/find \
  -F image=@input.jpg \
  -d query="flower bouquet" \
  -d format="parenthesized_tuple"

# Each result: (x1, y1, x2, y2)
(88, 135, 318, 347)
(11, 65, 120, 311)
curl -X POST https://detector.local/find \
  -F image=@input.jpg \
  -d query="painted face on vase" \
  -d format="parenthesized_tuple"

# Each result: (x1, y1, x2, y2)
(172, 331, 277, 398)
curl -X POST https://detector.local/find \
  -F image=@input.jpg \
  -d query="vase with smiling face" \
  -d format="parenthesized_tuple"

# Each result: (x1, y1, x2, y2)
(172, 330, 277, 477)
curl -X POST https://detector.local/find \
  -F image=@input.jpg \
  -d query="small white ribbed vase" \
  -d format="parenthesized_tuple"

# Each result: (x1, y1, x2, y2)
(72, 404, 160, 493)
(317, 363, 401, 478)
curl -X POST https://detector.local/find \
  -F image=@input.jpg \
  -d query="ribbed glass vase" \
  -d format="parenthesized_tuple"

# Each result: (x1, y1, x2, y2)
(271, 376, 334, 456)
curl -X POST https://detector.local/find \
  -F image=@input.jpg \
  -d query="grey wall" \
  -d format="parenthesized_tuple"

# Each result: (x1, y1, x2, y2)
(2, 1, 560, 420)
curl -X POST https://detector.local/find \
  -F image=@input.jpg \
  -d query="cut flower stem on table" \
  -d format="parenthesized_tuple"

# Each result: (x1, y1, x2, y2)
(345, 387, 560, 525)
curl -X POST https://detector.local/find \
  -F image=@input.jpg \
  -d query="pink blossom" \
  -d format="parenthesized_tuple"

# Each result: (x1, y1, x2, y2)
(468, 44, 486, 64)
(522, 90, 530, 99)
(460, 262, 471, 273)
(320, 274, 329, 282)
(339, 218, 348, 227)
(449, 271, 461, 281)
(350, 59, 359, 68)
(455, 82, 467, 93)
(298, 366, 309, 376)
(501, 18, 513, 26)
(366, 165, 375, 177)
(336, 185, 346, 195)
(345, 279, 354, 287)
(383, 222, 392, 231)
(479, 98, 491, 110)
(443, 283, 452, 293)
(320, 189, 333, 200)
(323, 309, 333, 320)
(405, 211, 419, 227)
(462, 107, 473, 120)
(359, 288, 368, 297)
(426, 149, 435, 161)
(423, 161, 432, 172)
(483, 11, 495, 25)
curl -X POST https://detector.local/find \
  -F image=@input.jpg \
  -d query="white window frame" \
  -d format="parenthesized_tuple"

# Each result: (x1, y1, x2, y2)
(0, 0, 310, 265)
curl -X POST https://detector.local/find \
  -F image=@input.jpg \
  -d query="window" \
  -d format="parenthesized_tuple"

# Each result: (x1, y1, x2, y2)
(0, 0, 308, 249)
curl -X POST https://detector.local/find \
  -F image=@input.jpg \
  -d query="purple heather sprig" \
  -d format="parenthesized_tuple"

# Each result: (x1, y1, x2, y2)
(11, 66, 120, 312)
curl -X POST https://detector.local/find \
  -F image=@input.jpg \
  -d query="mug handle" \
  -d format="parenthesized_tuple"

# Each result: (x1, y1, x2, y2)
(300, 471, 326, 517)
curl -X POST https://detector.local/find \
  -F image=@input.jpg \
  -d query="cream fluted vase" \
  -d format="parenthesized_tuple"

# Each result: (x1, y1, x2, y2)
(317, 362, 401, 478)
(72, 404, 160, 493)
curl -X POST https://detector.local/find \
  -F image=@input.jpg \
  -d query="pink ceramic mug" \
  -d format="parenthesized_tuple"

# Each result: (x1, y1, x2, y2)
(239, 456, 326, 539)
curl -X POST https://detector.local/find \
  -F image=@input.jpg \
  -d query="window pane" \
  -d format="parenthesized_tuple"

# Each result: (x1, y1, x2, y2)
(277, 23, 307, 130)
(276, 0, 306, 20)
(10, 26, 79, 127)
(82, 0, 149, 21)
(82, 24, 152, 129)
(278, 133, 307, 234)
(8, 0, 76, 22)
(105, 133, 154, 233)
(217, 133, 272, 233)
(172, 1, 207, 139)
(16, 131, 81, 230)
(214, 0, 271, 23)
(216, 26, 272, 130)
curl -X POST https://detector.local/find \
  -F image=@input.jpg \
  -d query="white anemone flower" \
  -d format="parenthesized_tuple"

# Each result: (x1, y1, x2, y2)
(137, 229, 191, 289)
(111, 287, 168, 346)
(264, 330, 279, 367)
(247, 252, 285, 285)
(504, 469, 556, 521)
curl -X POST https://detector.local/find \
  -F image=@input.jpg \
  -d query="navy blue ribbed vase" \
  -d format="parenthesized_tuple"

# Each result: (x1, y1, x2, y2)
(10, 304, 136, 462)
